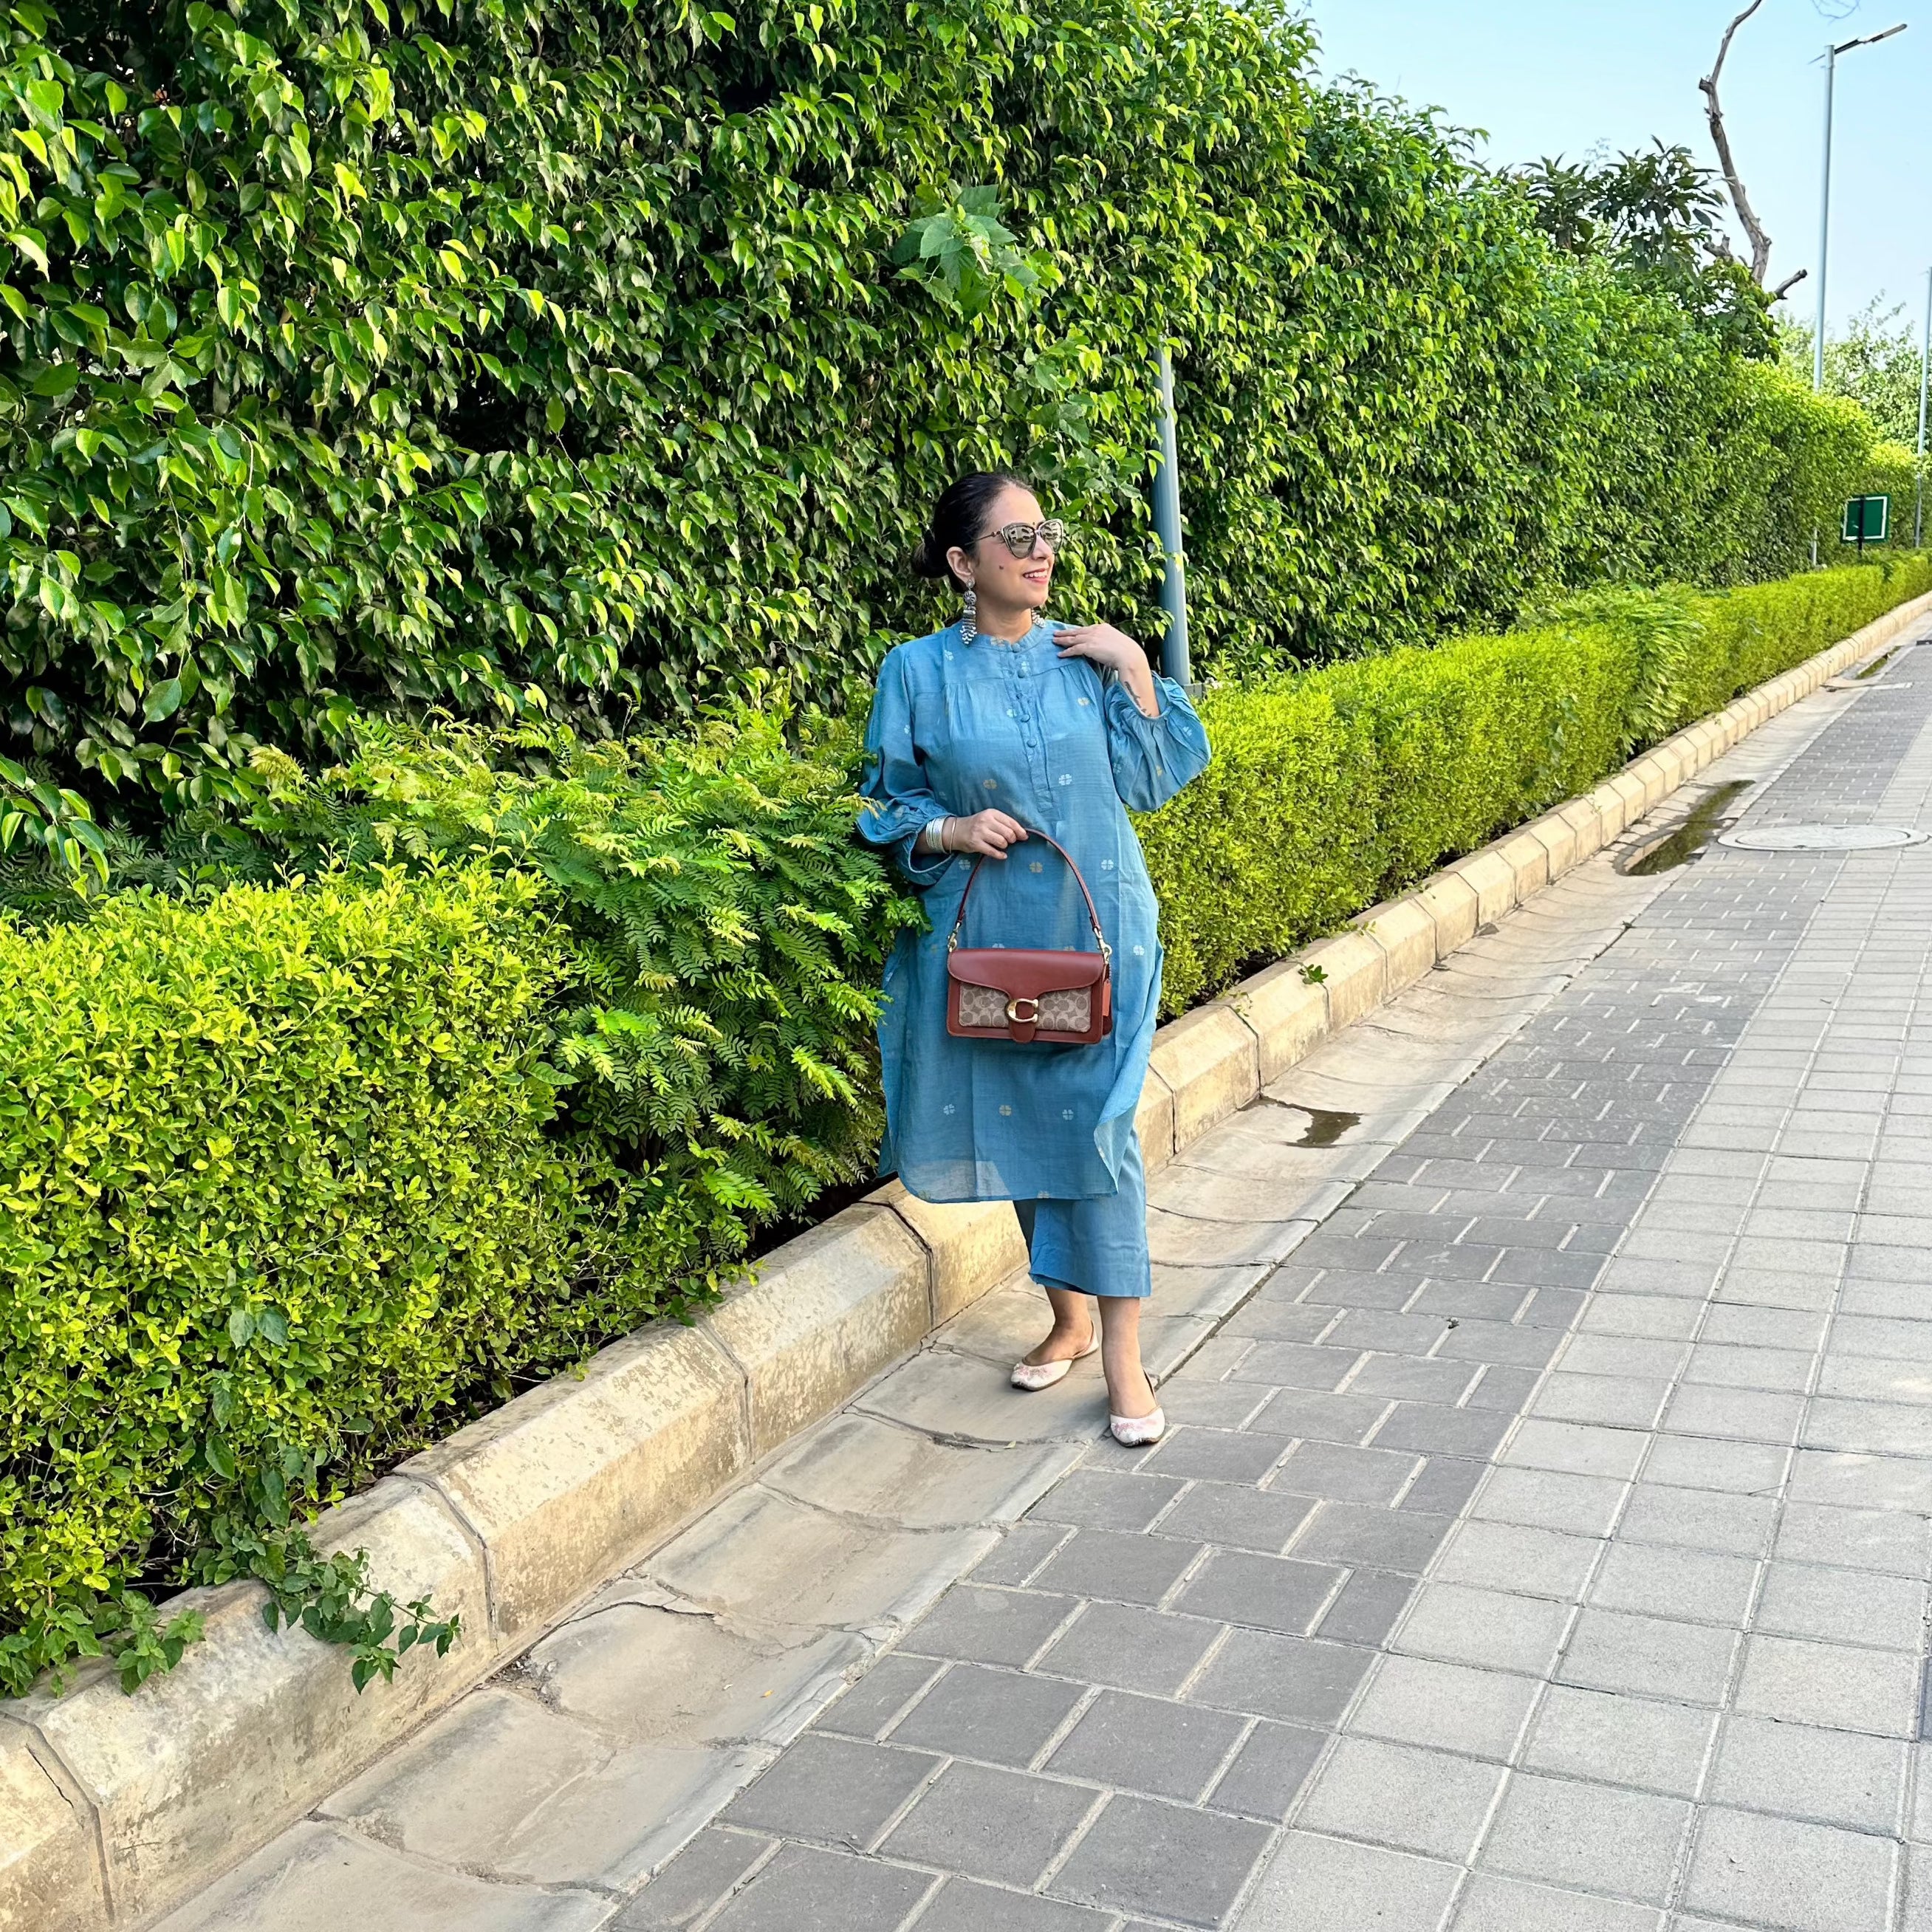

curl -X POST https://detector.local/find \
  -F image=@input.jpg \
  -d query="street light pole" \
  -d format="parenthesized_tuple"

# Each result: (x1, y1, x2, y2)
(1812, 24, 1908, 395)
(1151, 343, 1191, 690)
(1917, 266, 1931, 549)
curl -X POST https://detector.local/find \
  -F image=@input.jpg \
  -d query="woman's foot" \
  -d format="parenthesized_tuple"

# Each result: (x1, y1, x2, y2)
(1106, 1365, 1159, 1422)
(1108, 1368, 1165, 1446)
(1010, 1320, 1098, 1391)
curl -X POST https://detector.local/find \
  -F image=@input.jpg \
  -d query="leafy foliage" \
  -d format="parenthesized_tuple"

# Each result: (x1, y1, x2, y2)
(0, 866, 630, 1691)
(0, 0, 1896, 823)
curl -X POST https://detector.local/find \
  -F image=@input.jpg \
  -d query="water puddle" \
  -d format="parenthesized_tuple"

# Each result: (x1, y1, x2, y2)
(1622, 780, 1753, 876)
(1292, 1106, 1360, 1148)
(1858, 648, 1902, 680)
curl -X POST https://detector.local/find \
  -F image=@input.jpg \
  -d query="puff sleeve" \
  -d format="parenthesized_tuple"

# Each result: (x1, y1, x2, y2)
(856, 647, 953, 886)
(1104, 674, 1211, 812)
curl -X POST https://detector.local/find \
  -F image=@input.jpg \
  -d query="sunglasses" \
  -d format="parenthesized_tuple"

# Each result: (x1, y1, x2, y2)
(982, 518, 1066, 558)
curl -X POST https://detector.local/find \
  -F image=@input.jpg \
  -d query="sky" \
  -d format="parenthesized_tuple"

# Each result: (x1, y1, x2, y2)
(1305, 0, 1931, 339)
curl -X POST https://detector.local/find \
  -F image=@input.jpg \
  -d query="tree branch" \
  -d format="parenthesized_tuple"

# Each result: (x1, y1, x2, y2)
(1700, 0, 1774, 286)
(1772, 268, 1809, 301)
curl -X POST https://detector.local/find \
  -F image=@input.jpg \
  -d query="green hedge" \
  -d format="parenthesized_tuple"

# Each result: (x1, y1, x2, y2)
(1141, 558, 1932, 1010)
(0, 0, 1888, 837)
(0, 866, 640, 1690)
(4, 556, 1927, 1693)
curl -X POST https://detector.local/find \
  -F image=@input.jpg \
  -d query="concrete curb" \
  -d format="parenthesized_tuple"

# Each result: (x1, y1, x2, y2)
(12, 586, 1931, 1931)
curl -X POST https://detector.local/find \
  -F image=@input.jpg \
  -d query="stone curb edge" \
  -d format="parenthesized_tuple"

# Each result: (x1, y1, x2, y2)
(10, 587, 1931, 1932)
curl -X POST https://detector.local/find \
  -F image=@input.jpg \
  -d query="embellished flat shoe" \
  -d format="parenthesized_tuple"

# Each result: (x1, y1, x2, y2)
(1109, 1405, 1166, 1448)
(1010, 1337, 1100, 1391)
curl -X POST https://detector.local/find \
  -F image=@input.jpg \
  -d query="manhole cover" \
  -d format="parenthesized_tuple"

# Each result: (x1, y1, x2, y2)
(1718, 823, 1928, 852)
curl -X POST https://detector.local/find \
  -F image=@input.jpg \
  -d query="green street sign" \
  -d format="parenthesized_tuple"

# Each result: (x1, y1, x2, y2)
(1843, 495, 1891, 544)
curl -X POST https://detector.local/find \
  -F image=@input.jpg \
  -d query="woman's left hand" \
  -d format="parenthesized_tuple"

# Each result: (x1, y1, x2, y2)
(1056, 622, 1161, 716)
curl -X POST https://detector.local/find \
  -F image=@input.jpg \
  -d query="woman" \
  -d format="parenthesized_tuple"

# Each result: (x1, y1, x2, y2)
(857, 472, 1211, 1445)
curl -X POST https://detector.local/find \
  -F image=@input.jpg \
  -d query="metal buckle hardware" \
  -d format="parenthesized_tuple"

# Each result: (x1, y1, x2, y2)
(1005, 996, 1041, 1024)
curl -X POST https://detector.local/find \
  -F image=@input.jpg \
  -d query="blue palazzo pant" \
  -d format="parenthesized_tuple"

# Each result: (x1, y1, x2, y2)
(1012, 1131, 1151, 1300)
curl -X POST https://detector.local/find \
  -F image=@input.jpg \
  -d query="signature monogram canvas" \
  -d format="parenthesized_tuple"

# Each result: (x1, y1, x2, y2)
(945, 832, 1114, 1047)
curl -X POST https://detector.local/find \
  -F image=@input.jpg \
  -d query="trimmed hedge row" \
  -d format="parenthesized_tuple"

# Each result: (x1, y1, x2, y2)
(1142, 558, 1932, 1010)
(3, 556, 1926, 1693)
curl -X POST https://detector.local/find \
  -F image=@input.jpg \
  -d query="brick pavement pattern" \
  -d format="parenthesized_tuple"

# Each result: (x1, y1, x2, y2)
(638, 657, 1932, 1931)
(163, 648, 1932, 1932)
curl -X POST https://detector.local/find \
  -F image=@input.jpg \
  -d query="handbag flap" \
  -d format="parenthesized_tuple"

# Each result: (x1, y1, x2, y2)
(948, 947, 1107, 1001)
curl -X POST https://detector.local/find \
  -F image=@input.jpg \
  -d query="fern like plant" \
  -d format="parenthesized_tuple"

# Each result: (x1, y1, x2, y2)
(229, 708, 920, 1267)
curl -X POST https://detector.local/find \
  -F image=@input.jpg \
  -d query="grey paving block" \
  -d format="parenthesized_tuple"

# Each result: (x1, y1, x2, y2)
(722, 1734, 937, 1848)
(1434, 1521, 1601, 1600)
(1035, 1603, 1224, 1697)
(1044, 1689, 1245, 1804)
(1558, 1609, 1737, 1705)
(1046, 1793, 1273, 1926)
(612, 1829, 768, 1929)
(1473, 1466, 1626, 1537)
(1709, 1714, 1905, 1831)
(886, 1662, 1086, 1768)
(1435, 1321, 1565, 1369)
(1032, 1530, 1204, 1609)
(1665, 1383, 1807, 1443)
(1222, 1298, 1344, 1344)
(911, 1878, 1111, 1931)
(1207, 1719, 1327, 1820)
(1465, 1366, 1542, 1411)
(1172, 1550, 1343, 1635)
(971, 1525, 1070, 1586)
(907, 1588, 1075, 1666)
(1188, 1629, 1373, 1726)
(1348, 1354, 1482, 1404)
(813, 1655, 944, 1741)
(1317, 1568, 1419, 1647)
(1777, 1501, 1931, 1576)
(1224, 1341, 1363, 1391)
(1352, 1653, 1540, 1761)
(1755, 1561, 1927, 1651)
(1291, 1502, 1454, 1574)
(1298, 1736, 1504, 1860)
(1588, 1543, 1759, 1626)
(705, 1844, 932, 1931)
(880, 1761, 1095, 1888)
(1479, 1772, 1690, 1905)
(1152, 1484, 1314, 1558)
(1400, 1456, 1487, 1516)
(1500, 1419, 1648, 1480)
(1521, 1685, 1715, 1798)
(1159, 1380, 1274, 1430)
(1682, 1806, 1897, 1932)
(1322, 1309, 1454, 1354)
(1450, 1872, 1664, 1932)
(1411, 1281, 1535, 1323)
(1248, 1388, 1391, 1444)
(1393, 1582, 1570, 1675)
(1532, 1372, 1671, 1430)
(1617, 1482, 1778, 1558)
(1271, 1439, 1421, 1505)
(1138, 1428, 1294, 1484)
(1233, 1830, 1462, 1932)
(1371, 1401, 1516, 1460)
(1640, 1435, 1789, 1495)
(1299, 1267, 1425, 1311)
(1030, 1471, 1186, 1532)
(1733, 1633, 1919, 1737)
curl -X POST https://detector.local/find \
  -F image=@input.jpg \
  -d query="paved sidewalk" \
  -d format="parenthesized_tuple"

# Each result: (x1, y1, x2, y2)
(168, 644, 1932, 1932)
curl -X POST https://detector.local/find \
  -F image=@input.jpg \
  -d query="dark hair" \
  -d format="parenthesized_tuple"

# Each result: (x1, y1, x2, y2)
(912, 470, 1034, 587)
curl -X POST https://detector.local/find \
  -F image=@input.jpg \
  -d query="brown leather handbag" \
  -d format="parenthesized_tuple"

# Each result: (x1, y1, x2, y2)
(945, 832, 1114, 1046)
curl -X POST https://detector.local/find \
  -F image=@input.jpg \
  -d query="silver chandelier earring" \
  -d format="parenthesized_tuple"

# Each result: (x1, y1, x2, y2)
(960, 584, 978, 645)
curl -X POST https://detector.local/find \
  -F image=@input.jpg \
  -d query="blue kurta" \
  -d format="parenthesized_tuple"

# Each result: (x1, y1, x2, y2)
(857, 618, 1211, 1229)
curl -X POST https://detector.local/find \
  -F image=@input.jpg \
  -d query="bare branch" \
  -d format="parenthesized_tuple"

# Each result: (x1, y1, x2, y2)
(1700, 1, 1775, 285)
(1772, 268, 1809, 301)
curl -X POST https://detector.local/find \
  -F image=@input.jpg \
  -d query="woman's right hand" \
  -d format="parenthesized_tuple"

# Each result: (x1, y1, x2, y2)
(948, 809, 1030, 858)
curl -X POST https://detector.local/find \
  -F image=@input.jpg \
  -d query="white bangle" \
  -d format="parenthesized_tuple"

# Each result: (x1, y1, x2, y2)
(917, 817, 952, 855)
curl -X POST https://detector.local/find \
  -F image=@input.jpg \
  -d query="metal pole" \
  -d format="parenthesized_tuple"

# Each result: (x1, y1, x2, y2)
(1916, 265, 1931, 547)
(1151, 343, 1191, 689)
(1813, 44, 1835, 395)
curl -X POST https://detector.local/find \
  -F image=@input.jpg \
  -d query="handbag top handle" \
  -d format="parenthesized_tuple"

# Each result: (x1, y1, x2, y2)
(945, 829, 1112, 962)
